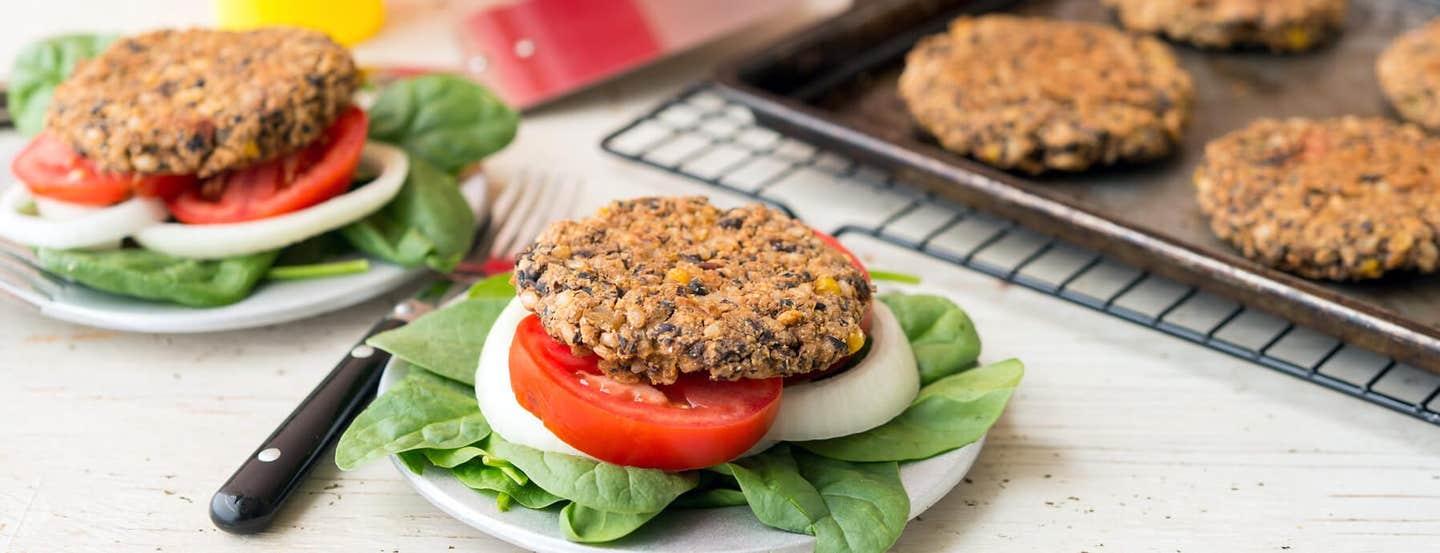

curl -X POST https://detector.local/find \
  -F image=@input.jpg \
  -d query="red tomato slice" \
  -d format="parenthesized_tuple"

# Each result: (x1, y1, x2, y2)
(166, 107, 368, 224)
(12, 134, 196, 206)
(509, 315, 783, 470)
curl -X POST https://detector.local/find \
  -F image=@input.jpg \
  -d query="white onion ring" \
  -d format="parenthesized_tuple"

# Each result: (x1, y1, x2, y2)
(763, 301, 919, 442)
(0, 184, 166, 250)
(35, 196, 105, 221)
(133, 142, 409, 259)
(476, 299, 594, 458)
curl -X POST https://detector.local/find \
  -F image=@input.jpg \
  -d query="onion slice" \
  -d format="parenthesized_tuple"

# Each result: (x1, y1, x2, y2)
(476, 298, 594, 459)
(133, 142, 409, 259)
(763, 301, 919, 442)
(0, 184, 167, 250)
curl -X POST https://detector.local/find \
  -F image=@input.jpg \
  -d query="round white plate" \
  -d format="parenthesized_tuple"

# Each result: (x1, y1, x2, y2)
(4, 176, 487, 334)
(382, 281, 991, 552)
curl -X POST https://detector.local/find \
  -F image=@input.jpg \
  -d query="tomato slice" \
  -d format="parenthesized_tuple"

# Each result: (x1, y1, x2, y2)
(166, 107, 368, 224)
(509, 315, 783, 470)
(12, 134, 196, 206)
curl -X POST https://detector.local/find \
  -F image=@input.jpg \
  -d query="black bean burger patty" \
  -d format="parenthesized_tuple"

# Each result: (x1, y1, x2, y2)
(513, 197, 873, 385)
(1195, 117, 1440, 281)
(898, 15, 1194, 175)
(46, 27, 358, 177)
(1102, 0, 1347, 53)
(1378, 19, 1440, 131)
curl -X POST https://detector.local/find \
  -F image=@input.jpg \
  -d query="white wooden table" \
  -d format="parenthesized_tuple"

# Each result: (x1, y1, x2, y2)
(3, 2, 1439, 552)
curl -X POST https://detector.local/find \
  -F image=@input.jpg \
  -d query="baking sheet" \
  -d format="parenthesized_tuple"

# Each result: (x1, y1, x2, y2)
(715, 0, 1440, 371)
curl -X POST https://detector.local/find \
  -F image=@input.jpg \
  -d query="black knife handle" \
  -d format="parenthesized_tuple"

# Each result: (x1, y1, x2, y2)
(209, 317, 407, 534)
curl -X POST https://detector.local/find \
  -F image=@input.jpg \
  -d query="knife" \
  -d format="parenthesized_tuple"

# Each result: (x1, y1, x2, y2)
(208, 180, 497, 534)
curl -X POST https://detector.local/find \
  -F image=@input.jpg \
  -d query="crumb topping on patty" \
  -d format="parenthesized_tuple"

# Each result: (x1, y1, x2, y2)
(1195, 117, 1440, 281)
(513, 197, 873, 385)
(899, 15, 1193, 174)
(47, 27, 357, 177)
(1102, 0, 1348, 52)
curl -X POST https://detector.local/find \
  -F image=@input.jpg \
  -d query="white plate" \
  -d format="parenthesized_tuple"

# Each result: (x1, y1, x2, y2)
(5, 176, 487, 334)
(381, 281, 992, 552)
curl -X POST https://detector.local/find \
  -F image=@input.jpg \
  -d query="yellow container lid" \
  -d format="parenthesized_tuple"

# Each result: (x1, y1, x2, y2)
(214, 0, 384, 46)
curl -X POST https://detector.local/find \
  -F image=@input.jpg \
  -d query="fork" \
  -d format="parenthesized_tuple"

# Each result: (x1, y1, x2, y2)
(0, 237, 64, 308)
(209, 170, 582, 534)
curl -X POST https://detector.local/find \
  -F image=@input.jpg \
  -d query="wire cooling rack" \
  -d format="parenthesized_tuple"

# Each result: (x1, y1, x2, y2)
(601, 85, 1440, 428)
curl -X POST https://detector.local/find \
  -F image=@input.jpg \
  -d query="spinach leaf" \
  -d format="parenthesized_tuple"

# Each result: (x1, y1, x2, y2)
(366, 286, 512, 385)
(8, 34, 115, 136)
(726, 445, 828, 534)
(367, 74, 519, 174)
(672, 470, 746, 508)
(559, 503, 660, 543)
(36, 248, 277, 307)
(334, 367, 490, 470)
(880, 293, 981, 385)
(466, 272, 516, 299)
(267, 259, 370, 281)
(339, 157, 475, 272)
(796, 450, 908, 553)
(421, 445, 487, 468)
(727, 445, 908, 553)
(397, 450, 429, 475)
(671, 488, 749, 509)
(453, 460, 562, 510)
(487, 436, 697, 514)
(273, 232, 352, 265)
(799, 359, 1023, 462)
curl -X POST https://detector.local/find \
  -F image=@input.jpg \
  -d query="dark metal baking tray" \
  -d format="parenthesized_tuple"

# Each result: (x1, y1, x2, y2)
(713, 0, 1440, 373)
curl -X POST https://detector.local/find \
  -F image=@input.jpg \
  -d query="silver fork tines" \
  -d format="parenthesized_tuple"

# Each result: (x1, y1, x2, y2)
(0, 239, 63, 305)
(478, 169, 583, 262)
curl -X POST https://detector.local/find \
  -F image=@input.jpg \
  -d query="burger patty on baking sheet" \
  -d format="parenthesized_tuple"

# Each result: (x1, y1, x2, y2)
(46, 27, 358, 177)
(513, 197, 872, 385)
(898, 15, 1194, 175)
(1379, 19, 1440, 131)
(1101, 0, 1348, 53)
(1195, 117, 1440, 281)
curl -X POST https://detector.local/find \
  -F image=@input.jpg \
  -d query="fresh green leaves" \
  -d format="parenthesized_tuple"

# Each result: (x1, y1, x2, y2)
(727, 445, 908, 553)
(267, 259, 370, 280)
(339, 157, 476, 272)
(727, 445, 830, 534)
(421, 445, 488, 468)
(488, 436, 698, 515)
(453, 459, 563, 511)
(36, 248, 277, 307)
(367, 74, 520, 174)
(333, 289, 1018, 548)
(340, 75, 517, 272)
(366, 279, 513, 385)
(672, 488, 748, 509)
(340, 273, 513, 469)
(7, 34, 115, 136)
(335, 367, 491, 470)
(560, 504, 660, 543)
(799, 359, 1023, 462)
(466, 272, 516, 299)
(799, 450, 909, 553)
(880, 293, 981, 385)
